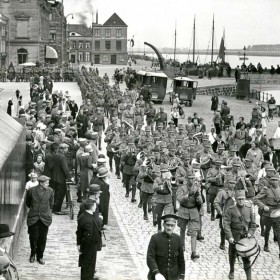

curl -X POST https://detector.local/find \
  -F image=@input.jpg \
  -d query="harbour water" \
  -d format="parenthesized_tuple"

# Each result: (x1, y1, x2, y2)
(136, 53, 280, 69)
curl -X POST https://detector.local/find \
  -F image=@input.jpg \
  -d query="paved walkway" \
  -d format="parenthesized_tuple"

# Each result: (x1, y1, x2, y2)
(8, 75, 280, 280)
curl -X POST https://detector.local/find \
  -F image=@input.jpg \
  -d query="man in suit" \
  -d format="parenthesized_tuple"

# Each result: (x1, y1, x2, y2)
(52, 143, 73, 215)
(76, 199, 102, 280)
(264, 145, 278, 170)
(26, 175, 54, 265)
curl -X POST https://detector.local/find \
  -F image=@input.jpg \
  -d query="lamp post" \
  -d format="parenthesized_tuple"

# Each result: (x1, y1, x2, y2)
(64, 13, 74, 66)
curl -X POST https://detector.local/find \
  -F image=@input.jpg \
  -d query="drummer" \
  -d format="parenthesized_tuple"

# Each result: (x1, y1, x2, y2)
(253, 176, 280, 256)
(223, 190, 256, 280)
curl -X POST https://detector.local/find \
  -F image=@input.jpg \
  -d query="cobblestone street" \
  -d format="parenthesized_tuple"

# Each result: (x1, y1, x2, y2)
(3, 73, 280, 279)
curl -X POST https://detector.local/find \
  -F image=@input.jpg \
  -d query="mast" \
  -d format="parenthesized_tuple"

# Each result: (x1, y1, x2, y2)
(193, 16, 195, 64)
(174, 20, 177, 62)
(211, 15, 214, 65)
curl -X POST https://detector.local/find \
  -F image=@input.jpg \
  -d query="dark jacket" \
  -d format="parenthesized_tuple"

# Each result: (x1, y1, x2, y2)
(264, 152, 278, 169)
(147, 232, 185, 280)
(90, 177, 110, 225)
(76, 211, 102, 266)
(52, 151, 72, 184)
(26, 185, 54, 227)
(43, 151, 55, 178)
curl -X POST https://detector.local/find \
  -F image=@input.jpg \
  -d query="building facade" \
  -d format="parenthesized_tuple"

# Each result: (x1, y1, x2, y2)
(0, 0, 59, 66)
(49, 2, 67, 66)
(0, 13, 9, 69)
(92, 13, 128, 65)
(68, 24, 92, 64)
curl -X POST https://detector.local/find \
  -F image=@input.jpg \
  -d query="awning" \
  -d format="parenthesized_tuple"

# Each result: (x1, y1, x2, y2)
(45, 46, 58, 59)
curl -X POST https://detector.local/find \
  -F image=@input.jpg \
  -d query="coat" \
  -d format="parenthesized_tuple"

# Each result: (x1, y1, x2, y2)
(52, 151, 72, 184)
(264, 152, 278, 169)
(26, 184, 54, 227)
(147, 232, 185, 280)
(90, 177, 110, 225)
(76, 211, 102, 267)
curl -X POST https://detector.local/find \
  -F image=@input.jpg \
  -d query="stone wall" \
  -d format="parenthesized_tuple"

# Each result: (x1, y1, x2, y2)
(197, 84, 237, 96)
(249, 73, 280, 84)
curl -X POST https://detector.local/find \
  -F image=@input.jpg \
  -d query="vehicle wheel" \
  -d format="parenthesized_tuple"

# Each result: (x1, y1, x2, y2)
(158, 101, 163, 104)
(189, 101, 193, 107)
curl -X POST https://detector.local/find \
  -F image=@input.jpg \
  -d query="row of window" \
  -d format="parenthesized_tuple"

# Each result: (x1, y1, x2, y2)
(77, 51, 91, 62)
(72, 40, 122, 51)
(94, 28, 123, 38)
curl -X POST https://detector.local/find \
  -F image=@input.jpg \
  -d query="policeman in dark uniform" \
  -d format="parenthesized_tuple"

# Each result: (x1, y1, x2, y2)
(223, 190, 256, 280)
(147, 214, 185, 280)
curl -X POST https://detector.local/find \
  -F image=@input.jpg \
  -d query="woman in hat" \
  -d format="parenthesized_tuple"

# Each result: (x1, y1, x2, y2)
(33, 154, 45, 177)
(26, 172, 39, 190)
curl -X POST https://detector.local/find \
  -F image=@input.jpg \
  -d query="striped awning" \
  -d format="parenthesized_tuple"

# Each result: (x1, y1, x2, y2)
(45, 46, 58, 59)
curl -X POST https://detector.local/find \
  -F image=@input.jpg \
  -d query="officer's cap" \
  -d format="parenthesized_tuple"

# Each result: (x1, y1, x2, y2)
(161, 214, 178, 223)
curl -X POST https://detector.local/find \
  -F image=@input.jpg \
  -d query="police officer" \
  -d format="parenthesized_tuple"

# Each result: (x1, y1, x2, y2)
(147, 214, 185, 280)
(224, 190, 256, 280)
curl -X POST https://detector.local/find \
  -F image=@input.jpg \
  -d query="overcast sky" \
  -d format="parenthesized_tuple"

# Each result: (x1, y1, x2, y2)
(64, 0, 280, 50)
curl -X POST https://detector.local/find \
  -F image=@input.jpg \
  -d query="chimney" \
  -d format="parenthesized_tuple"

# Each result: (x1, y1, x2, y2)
(96, 10, 98, 24)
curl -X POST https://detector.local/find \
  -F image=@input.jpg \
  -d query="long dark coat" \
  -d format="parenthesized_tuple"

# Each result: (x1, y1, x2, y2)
(76, 211, 102, 267)
(90, 177, 110, 225)
(52, 151, 72, 184)
(211, 96, 219, 111)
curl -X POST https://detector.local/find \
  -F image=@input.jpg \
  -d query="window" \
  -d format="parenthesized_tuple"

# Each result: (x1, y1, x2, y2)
(95, 41, 100, 50)
(73, 41, 76, 48)
(116, 29, 122, 38)
(79, 42, 83, 49)
(102, 55, 109, 62)
(51, 34, 56, 41)
(85, 52, 90, 62)
(94, 29, 100, 37)
(116, 41, 122, 51)
(79, 52, 83, 62)
(17, 48, 28, 64)
(85, 42, 90, 49)
(105, 41, 111, 50)
(1, 41, 6, 53)
(105, 29, 111, 38)
(17, 20, 29, 38)
(1, 25, 6, 36)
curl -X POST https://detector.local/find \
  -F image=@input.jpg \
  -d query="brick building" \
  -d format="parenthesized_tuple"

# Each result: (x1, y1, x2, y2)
(49, 2, 67, 66)
(92, 13, 128, 65)
(0, 13, 9, 69)
(68, 24, 92, 64)
(0, 0, 59, 66)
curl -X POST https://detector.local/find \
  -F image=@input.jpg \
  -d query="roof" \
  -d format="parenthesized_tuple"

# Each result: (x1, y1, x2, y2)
(103, 13, 127, 27)
(174, 76, 197, 82)
(137, 70, 168, 78)
(0, 108, 24, 170)
(68, 24, 92, 37)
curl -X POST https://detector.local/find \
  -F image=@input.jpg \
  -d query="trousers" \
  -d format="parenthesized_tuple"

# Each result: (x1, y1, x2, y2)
(28, 220, 49, 259)
(53, 182, 67, 212)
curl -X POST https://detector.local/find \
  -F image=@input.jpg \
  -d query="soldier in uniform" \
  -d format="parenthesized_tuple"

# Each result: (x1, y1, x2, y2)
(147, 214, 185, 280)
(107, 95, 118, 120)
(92, 107, 105, 151)
(139, 126, 153, 149)
(134, 101, 144, 129)
(206, 159, 224, 220)
(254, 176, 280, 255)
(224, 190, 256, 280)
(153, 163, 174, 232)
(145, 102, 156, 133)
(177, 172, 203, 260)
(155, 107, 168, 129)
(214, 180, 236, 250)
(122, 103, 134, 131)
(138, 95, 146, 116)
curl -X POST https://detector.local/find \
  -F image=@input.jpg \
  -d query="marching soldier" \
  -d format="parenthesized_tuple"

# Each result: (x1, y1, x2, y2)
(177, 172, 203, 260)
(139, 126, 153, 149)
(123, 103, 134, 129)
(92, 107, 105, 151)
(224, 190, 256, 280)
(145, 102, 156, 133)
(214, 180, 236, 250)
(147, 214, 185, 280)
(153, 163, 174, 232)
(155, 107, 168, 129)
(254, 176, 280, 255)
(134, 101, 144, 129)
(206, 159, 224, 220)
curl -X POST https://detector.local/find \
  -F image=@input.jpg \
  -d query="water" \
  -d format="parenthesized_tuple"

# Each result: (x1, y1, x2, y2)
(137, 53, 280, 69)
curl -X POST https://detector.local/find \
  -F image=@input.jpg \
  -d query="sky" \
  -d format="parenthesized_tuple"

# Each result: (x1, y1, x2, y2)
(63, 0, 280, 50)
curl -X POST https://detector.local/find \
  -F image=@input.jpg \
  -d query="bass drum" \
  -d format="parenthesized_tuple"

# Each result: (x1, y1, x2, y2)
(200, 154, 212, 170)
(235, 237, 259, 258)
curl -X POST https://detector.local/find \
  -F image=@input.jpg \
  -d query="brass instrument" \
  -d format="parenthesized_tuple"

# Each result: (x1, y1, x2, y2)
(168, 158, 179, 171)
(137, 151, 145, 161)
(200, 154, 212, 169)
(143, 162, 155, 183)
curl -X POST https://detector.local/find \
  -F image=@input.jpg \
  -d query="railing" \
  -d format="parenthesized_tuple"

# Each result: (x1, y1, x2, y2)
(251, 89, 273, 102)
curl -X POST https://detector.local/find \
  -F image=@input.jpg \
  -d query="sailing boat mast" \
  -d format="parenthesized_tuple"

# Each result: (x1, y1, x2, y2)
(211, 15, 214, 65)
(193, 16, 195, 64)
(174, 20, 177, 62)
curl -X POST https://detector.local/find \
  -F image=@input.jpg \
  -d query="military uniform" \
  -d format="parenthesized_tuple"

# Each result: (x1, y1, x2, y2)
(223, 197, 256, 280)
(92, 112, 105, 150)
